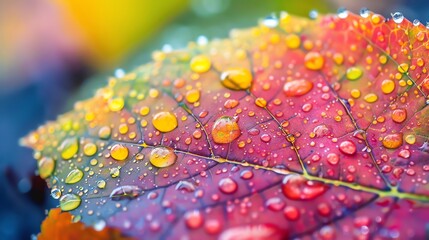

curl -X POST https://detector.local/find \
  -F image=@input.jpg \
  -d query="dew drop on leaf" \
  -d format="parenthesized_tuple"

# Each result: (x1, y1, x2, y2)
(392, 12, 404, 24)
(218, 177, 238, 194)
(283, 206, 300, 221)
(65, 169, 84, 184)
(38, 157, 55, 179)
(212, 116, 241, 144)
(391, 109, 407, 123)
(190, 55, 211, 73)
(346, 67, 363, 80)
(220, 68, 253, 90)
(382, 133, 403, 149)
(98, 126, 112, 139)
(283, 79, 313, 97)
(265, 197, 285, 211)
(83, 142, 97, 156)
(184, 210, 204, 229)
(185, 89, 201, 103)
(282, 175, 328, 200)
(97, 180, 106, 189)
(59, 193, 81, 211)
(327, 153, 340, 165)
(108, 97, 125, 112)
(152, 111, 178, 133)
(110, 144, 129, 161)
(381, 79, 395, 94)
(50, 188, 61, 199)
(304, 52, 324, 70)
(60, 137, 79, 160)
(339, 140, 357, 155)
(149, 146, 177, 168)
(109, 185, 142, 200)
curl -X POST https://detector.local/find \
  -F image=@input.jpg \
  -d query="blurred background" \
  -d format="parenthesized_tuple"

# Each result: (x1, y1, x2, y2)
(0, 0, 427, 239)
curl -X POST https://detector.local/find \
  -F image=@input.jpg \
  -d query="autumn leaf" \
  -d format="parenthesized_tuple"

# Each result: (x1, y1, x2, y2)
(22, 10, 429, 239)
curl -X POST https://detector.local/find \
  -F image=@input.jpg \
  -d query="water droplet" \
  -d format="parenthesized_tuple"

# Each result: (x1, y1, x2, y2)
(110, 167, 121, 178)
(93, 220, 106, 231)
(51, 188, 61, 199)
(304, 52, 324, 70)
(405, 134, 416, 145)
(212, 116, 241, 144)
(240, 170, 254, 180)
(150, 147, 177, 168)
(97, 180, 106, 189)
(283, 206, 300, 220)
(413, 19, 421, 26)
(65, 169, 84, 184)
(260, 134, 271, 143)
(108, 97, 125, 112)
(218, 177, 238, 194)
(110, 144, 129, 161)
(205, 219, 221, 234)
(283, 79, 313, 97)
(220, 68, 253, 91)
(60, 137, 79, 160)
(175, 180, 196, 192)
(360, 8, 370, 18)
(337, 8, 348, 19)
(59, 194, 81, 211)
(309, 10, 318, 19)
(185, 210, 204, 229)
(110, 185, 142, 200)
(265, 197, 285, 211)
(83, 142, 97, 156)
(282, 175, 327, 200)
(190, 55, 211, 73)
(254, 97, 267, 108)
(327, 153, 339, 165)
(346, 67, 363, 80)
(381, 79, 395, 94)
(285, 34, 301, 49)
(152, 111, 178, 133)
(391, 109, 407, 123)
(339, 140, 357, 155)
(313, 124, 331, 137)
(382, 133, 403, 149)
(391, 12, 404, 24)
(38, 157, 55, 179)
(98, 126, 111, 139)
(262, 14, 278, 28)
(363, 93, 378, 103)
(186, 89, 200, 103)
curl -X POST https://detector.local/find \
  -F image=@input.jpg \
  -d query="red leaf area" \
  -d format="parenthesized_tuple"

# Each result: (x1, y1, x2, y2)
(23, 11, 429, 239)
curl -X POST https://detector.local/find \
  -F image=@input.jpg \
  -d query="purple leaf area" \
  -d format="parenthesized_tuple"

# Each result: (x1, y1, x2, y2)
(22, 11, 429, 239)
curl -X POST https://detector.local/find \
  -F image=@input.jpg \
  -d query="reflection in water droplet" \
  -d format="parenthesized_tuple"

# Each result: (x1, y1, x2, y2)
(110, 185, 142, 200)
(240, 170, 254, 180)
(60, 194, 81, 211)
(38, 157, 55, 179)
(51, 188, 61, 199)
(391, 12, 404, 24)
(152, 111, 178, 133)
(65, 169, 84, 184)
(150, 147, 177, 168)
(110, 167, 121, 178)
(220, 68, 253, 91)
(313, 124, 331, 137)
(304, 52, 324, 70)
(382, 133, 403, 149)
(212, 116, 241, 144)
(185, 210, 204, 229)
(391, 109, 407, 123)
(327, 153, 339, 165)
(60, 137, 79, 160)
(339, 140, 357, 155)
(260, 134, 271, 143)
(283, 79, 313, 97)
(175, 180, 196, 192)
(282, 175, 327, 200)
(83, 142, 97, 156)
(218, 177, 238, 194)
(97, 180, 106, 189)
(265, 197, 285, 211)
(110, 144, 129, 161)
(360, 8, 370, 18)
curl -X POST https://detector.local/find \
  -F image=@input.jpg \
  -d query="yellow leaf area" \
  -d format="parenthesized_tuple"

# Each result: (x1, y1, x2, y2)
(22, 11, 429, 239)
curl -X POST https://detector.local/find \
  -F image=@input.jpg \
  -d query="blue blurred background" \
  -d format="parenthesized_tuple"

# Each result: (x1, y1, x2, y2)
(0, 0, 427, 239)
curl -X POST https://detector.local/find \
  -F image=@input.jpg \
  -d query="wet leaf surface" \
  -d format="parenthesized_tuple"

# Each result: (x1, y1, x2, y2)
(22, 11, 429, 239)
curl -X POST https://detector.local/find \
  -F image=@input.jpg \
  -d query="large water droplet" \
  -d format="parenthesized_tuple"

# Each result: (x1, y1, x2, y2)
(346, 67, 363, 80)
(152, 111, 178, 133)
(391, 109, 407, 123)
(108, 97, 125, 112)
(283, 79, 313, 97)
(190, 55, 211, 73)
(282, 175, 328, 200)
(60, 137, 79, 160)
(218, 177, 238, 194)
(220, 68, 253, 91)
(38, 157, 55, 179)
(83, 142, 97, 156)
(150, 146, 177, 168)
(110, 144, 129, 161)
(185, 210, 204, 229)
(304, 52, 324, 70)
(65, 169, 84, 184)
(382, 133, 403, 149)
(110, 185, 142, 200)
(339, 140, 357, 155)
(212, 116, 241, 144)
(59, 193, 81, 211)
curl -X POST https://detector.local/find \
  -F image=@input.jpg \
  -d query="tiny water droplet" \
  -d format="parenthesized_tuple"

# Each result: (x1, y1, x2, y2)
(93, 220, 106, 231)
(51, 188, 61, 199)
(97, 180, 106, 189)
(110, 185, 142, 200)
(391, 12, 404, 24)
(265, 197, 285, 211)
